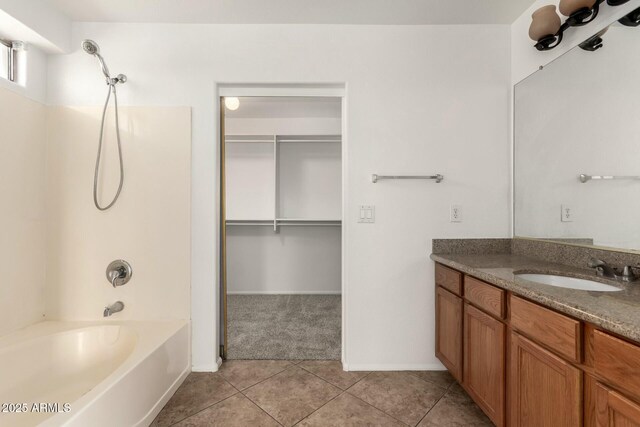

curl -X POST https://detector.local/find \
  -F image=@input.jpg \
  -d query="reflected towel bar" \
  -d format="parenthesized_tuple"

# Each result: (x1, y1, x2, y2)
(579, 174, 640, 183)
(372, 174, 444, 183)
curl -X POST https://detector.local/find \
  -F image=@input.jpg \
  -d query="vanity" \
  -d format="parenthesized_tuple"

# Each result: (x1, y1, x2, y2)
(432, 249, 640, 427)
(434, 14, 640, 427)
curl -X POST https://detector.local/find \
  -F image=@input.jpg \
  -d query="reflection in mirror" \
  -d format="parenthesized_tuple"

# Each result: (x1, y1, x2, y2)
(515, 22, 640, 252)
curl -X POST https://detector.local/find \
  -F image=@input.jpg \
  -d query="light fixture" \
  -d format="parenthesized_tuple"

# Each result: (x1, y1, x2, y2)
(529, 0, 630, 51)
(579, 26, 608, 51)
(224, 97, 240, 111)
(529, 5, 563, 50)
(619, 6, 640, 26)
(559, 0, 599, 25)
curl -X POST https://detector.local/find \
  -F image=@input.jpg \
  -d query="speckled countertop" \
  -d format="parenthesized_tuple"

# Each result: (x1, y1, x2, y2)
(431, 253, 640, 343)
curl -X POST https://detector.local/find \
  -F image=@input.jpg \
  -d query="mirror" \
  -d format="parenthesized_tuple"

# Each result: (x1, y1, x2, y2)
(514, 22, 640, 252)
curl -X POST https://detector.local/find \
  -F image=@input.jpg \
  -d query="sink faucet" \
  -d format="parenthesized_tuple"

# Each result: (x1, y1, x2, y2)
(588, 258, 638, 282)
(104, 301, 125, 317)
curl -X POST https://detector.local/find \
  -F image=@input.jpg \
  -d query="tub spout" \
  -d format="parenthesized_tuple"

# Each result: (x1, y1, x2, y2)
(104, 301, 124, 317)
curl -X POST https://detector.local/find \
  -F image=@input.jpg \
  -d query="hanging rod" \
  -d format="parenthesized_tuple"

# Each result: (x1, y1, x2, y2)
(579, 174, 640, 183)
(371, 174, 443, 184)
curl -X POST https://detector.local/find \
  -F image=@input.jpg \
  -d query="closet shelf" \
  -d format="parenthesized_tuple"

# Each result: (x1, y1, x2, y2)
(226, 219, 341, 227)
(226, 134, 341, 143)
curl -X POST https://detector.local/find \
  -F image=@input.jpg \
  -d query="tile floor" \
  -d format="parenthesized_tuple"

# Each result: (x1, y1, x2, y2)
(152, 360, 493, 427)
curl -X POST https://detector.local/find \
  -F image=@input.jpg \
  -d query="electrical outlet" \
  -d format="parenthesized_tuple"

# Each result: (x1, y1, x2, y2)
(358, 205, 375, 223)
(450, 205, 462, 223)
(561, 205, 573, 222)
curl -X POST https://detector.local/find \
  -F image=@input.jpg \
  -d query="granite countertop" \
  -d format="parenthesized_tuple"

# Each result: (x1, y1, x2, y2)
(431, 253, 640, 343)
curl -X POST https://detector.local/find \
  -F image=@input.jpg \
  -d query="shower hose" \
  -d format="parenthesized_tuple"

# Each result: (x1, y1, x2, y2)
(93, 83, 124, 211)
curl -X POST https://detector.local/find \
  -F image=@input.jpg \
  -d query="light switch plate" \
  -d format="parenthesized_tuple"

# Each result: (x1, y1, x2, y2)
(358, 205, 375, 223)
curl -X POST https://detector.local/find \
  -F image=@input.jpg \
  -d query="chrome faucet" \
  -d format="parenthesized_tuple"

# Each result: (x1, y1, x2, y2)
(588, 258, 638, 282)
(103, 301, 125, 317)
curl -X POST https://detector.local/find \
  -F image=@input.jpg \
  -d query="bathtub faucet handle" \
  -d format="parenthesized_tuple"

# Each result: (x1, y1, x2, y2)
(106, 260, 133, 288)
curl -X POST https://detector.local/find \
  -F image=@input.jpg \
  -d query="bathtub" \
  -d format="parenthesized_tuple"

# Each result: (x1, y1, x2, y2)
(0, 320, 189, 427)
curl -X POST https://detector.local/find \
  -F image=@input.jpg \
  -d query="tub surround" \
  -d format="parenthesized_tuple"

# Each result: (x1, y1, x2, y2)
(431, 238, 640, 343)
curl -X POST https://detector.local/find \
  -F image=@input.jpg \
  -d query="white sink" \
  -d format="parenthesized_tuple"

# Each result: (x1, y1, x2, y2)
(516, 273, 622, 292)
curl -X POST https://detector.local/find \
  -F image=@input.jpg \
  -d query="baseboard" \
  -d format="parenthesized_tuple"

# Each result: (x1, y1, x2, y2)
(345, 363, 446, 371)
(135, 366, 190, 427)
(227, 291, 342, 295)
(192, 362, 220, 372)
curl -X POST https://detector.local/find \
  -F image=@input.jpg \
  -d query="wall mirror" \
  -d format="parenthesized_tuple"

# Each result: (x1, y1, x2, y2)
(514, 22, 640, 252)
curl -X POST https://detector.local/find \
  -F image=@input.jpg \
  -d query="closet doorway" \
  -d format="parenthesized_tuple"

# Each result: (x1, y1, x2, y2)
(220, 95, 343, 361)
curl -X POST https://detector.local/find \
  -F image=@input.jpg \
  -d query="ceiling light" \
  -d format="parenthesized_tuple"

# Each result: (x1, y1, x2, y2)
(225, 97, 240, 111)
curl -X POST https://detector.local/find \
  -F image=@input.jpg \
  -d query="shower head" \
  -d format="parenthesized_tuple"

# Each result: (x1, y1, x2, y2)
(81, 39, 112, 82)
(82, 39, 100, 55)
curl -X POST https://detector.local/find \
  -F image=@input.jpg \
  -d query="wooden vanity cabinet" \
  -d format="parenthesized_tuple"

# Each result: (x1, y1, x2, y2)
(434, 262, 640, 426)
(509, 331, 582, 426)
(594, 382, 640, 427)
(435, 286, 463, 381)
(463, 303, 505, 427)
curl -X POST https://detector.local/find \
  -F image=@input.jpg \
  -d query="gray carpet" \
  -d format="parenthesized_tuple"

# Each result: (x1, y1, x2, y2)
(227, 294, 341, 360)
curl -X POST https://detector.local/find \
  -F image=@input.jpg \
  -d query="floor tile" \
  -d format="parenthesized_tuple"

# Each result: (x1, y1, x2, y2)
(417, 384, 492, 427)
(299, 361, 369, 390)
(151, 373, 237, 427)
(172, 394, 280, 427)
(219, 360, 292, 390)
(347, 372, 447, 426)
(407, 371, 455, 389)
(297, 393, 406, 427)
(243, 366, 341, 426)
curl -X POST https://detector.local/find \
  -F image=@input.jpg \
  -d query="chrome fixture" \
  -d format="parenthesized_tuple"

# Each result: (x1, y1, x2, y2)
(588, 258, 638, 282)
(371, 174, 443, 183)
(106, 259, 133, 288)
(82, 39, 127, 211)
(579, 174, 640, 183)
(103, 301, 125, 317)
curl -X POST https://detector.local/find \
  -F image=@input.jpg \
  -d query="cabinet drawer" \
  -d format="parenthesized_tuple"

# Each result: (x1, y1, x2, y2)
(435, 264, 462, 296)
(594, 329, 640, 398)
(510, 296, 581, 363)
(464, 276, 505, 319)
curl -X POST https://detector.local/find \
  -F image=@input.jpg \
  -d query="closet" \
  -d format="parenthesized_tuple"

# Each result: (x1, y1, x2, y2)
(221, 96, 342, 360)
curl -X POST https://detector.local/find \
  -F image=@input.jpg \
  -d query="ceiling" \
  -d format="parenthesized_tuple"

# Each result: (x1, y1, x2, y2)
(44, 0, 536, 25)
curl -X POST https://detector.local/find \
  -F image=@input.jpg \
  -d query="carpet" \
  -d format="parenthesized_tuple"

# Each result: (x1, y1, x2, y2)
(227, 294, 341, 360)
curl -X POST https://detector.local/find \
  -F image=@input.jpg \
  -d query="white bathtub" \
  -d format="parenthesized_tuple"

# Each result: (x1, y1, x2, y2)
(0, 320, 189, 427)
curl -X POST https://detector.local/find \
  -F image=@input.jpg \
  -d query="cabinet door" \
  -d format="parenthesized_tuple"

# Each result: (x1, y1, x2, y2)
(435, 286, 463, 381)
(510, 332, 582, 427)
(596, 382, 640, 427)
(464, 303, 505, 427)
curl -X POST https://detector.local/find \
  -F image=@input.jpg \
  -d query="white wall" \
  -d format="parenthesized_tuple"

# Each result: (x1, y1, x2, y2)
(45, 106, 191, 321)
(0, 86, 47, 336)
(515, 26, 640, 250)
(47, 23, 511, 371)
(511, 0, 640, 84)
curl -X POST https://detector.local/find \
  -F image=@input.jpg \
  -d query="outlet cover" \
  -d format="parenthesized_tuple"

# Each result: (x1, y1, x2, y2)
(561, 205, 573, 222)
(450, 205, 462, 223)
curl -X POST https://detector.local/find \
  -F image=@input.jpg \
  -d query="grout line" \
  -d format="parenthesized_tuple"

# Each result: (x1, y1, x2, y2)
(222, 360, 295, 392)
(167, 387, 241, 426)
(292, 391, 347, 426)
(343, 391, 411, 426)
(413, 381, 454, 427)
(241, 390, 285, 426)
